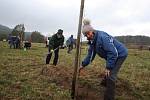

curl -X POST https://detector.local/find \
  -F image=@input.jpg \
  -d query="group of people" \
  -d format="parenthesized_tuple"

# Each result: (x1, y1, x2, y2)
(8, 34, 31, 50)
(46, 19, 128, 100)
(8, 34, 20, 49)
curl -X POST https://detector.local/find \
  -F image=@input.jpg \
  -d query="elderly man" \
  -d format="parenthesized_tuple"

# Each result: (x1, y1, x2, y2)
(79, 19, 128, 100)
(46, 29, 64, 66)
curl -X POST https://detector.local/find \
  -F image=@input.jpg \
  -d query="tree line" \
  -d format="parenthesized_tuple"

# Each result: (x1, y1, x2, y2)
(115, 35, 150, 45)
(0, 25, 150, 44)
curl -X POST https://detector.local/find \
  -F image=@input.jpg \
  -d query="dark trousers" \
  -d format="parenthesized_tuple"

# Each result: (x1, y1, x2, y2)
(10, 41, 15, 49)
(104, 56, 127, 100)
(46, 48, 59, 65)
(67, 44, 73, 53)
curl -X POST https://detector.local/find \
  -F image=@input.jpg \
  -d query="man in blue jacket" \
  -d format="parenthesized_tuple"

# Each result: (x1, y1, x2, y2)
(80, 19, 128, 100)
(66, 35, 74, 53)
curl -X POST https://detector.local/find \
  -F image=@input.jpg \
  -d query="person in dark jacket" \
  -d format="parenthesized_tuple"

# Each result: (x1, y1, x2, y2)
(66, 35, 74, 53)
(15, 36, 20, 49)
(79, 19, 128, 100)
(46, 29, 64, 66)
(10, 36, 17, 49)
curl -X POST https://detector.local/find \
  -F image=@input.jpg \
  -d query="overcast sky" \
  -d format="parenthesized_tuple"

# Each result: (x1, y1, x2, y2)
(0, 0, 150, 38)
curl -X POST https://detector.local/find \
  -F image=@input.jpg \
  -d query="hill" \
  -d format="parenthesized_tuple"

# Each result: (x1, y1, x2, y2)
(0, 24, 12, 34)
(0, 24, 12, 40)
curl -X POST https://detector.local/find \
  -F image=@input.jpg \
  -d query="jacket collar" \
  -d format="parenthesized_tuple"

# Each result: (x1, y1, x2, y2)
(90, 30, 98, 45)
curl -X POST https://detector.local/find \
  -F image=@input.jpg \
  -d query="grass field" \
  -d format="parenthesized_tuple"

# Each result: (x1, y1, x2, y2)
(0, 41, 150, 100)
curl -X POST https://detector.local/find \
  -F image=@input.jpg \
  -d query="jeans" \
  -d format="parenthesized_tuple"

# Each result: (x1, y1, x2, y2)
(109, 56, 127, 81)
(67, 44, 73, 53)
(104, 56, 127, 100)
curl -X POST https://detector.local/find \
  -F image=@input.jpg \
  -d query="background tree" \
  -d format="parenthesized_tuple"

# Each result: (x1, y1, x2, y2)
(11, 24, 25, 48)
(0, 34, 7, 41)
(31, 31, 44, 43)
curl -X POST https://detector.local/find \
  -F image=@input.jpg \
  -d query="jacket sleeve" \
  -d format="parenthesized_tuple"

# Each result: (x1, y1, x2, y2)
(102, 36, 118, 70)
(82, 44, 96, 67)
(60, 36, 64, 46)
(48, 35, 55, 51)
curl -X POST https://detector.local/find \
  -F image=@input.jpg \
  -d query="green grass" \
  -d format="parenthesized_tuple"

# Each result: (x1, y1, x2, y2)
(0, 41, 150, 100)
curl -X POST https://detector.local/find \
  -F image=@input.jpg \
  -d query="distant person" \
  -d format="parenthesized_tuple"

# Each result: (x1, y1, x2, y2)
(66, 35, 74, 53)
(79, 19, 128, 100)
(24, 41, 31, 49)
(15, 36, 20, 49)
(44, 37, 49, 48)
(7, 34, 12, 45)
(45, 40, 48, 48)
(46, 29, 64, 66)
(10, 36, 17, 49)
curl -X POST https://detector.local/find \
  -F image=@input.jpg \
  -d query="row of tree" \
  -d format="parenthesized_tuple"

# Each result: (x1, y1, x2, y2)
(1, 25, 150, 44)
(30, 31, 44, 43)
(115, 35, 150, 45)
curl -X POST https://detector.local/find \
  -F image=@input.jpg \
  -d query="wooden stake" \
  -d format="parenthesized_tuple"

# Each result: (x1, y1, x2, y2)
(71, 0, 85, 99)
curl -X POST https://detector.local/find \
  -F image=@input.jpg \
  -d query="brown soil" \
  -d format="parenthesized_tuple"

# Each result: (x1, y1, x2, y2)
(41, 65, 136, 100)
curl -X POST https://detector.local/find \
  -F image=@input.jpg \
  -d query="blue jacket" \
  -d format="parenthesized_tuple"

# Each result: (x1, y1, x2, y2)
(82, 30, 128, 70)
(66, 37, 74, 45)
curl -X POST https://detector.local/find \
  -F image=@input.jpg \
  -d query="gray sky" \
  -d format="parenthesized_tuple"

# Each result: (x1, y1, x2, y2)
(0, 0, 150, 38)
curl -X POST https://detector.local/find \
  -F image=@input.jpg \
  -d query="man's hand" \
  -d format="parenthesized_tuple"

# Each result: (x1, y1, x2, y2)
(50, 49, 54, 53)
(79, 66, 84, 74)
(104, 68, 110, 77)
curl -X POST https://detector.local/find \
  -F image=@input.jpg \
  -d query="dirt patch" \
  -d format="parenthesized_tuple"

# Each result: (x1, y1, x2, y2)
(41, 65, 73, 89)
(41, 65, 104, 99)
(41, 65, 137, 100)
(76, 84, 103, 100)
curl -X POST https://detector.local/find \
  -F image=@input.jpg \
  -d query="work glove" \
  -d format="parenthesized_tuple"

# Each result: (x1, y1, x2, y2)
(50, 49, 54, 53)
